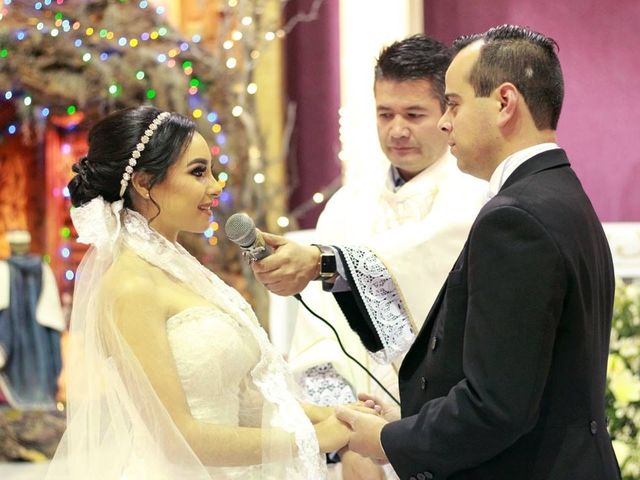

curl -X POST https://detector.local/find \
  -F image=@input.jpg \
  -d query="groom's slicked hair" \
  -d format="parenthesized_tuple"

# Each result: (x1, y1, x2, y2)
(453, 24, 564, 130)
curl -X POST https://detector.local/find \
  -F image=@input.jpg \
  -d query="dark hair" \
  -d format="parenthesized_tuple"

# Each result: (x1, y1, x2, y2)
(453, 24, 564, 130)
(68, 106, 196, 209)
(374, 34, 452, 112)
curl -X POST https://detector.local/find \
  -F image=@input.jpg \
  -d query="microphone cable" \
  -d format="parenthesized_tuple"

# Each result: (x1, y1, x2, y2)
(293, 293, 401, 407)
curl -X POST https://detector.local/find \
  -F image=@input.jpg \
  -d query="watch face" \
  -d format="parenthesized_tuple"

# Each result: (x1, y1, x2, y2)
(320, 254, 337, 275)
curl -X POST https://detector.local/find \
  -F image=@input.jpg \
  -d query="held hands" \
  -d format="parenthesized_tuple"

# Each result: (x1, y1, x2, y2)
(312, 402, 384, 455)
(301, 402, 333, 424)
(335, 401, 390, 464)
(314, 412, 351, 453)
(357, 392, 401, 422)
(250, 232, 320, 296)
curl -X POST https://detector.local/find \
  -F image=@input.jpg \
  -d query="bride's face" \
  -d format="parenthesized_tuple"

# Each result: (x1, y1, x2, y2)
(146, 132, 222, 239)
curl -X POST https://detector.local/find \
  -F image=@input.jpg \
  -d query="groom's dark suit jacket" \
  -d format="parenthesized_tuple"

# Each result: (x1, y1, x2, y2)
(334, 150, 621, 480)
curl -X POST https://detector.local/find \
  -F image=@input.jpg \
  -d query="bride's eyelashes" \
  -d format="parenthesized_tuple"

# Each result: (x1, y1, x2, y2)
(187, 157, 213, 178)
(191, 166, 207, 177)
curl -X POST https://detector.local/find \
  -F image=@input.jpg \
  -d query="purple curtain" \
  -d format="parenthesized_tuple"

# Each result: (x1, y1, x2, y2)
(284, 0, 341, 228)
(424, 0, 640, 221)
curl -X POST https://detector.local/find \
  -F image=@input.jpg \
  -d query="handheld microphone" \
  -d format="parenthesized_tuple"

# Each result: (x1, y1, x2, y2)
(224, 213, 273, 262)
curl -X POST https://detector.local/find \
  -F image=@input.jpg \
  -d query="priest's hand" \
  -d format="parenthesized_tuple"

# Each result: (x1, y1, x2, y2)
(335, 405, 390, 464)
(251, 232, 320, 296)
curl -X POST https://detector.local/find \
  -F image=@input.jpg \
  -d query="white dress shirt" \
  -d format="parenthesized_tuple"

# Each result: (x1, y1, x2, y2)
(487, 143, 560, 202)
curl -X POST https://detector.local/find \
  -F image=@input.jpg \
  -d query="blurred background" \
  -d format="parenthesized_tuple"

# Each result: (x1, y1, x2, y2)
(0, 0, 638, 478)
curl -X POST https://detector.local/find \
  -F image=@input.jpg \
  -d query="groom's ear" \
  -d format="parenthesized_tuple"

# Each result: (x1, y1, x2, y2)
(130, 172, 152, 198)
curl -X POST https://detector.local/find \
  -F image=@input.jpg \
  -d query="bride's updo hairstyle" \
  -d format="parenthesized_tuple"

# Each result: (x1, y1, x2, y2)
(68, 106, 196, 209)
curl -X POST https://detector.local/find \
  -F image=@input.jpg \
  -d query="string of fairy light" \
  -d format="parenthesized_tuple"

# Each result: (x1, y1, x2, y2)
(1, 0, 332, 283)
(0, 0, 232, 282)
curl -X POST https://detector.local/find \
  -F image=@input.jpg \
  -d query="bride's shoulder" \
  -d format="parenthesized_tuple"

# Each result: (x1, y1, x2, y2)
(98, 258, 168, 331)
(101, 251, 159, 304)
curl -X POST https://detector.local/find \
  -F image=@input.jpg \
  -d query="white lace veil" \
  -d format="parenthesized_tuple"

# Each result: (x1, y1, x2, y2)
(45, 197, 325, 479)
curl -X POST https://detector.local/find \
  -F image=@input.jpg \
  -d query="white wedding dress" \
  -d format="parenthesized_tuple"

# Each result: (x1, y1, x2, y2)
(168, 305, 277, 479)
(167, 306, 261, 429)
(44, 197, 326, 479)
(167, 306, 261, 478)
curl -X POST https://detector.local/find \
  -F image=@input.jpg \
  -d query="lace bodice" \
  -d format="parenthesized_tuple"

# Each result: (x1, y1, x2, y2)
(166, 306, 262, 426)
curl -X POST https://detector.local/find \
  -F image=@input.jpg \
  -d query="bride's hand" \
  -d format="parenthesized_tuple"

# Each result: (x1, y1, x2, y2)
(314, 413, 351, 453)
(357, 393, 400, 422)
(301, 402, 333, 424)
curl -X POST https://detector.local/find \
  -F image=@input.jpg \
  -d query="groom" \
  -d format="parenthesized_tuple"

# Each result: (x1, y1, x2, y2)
(332, 25, 621, 479)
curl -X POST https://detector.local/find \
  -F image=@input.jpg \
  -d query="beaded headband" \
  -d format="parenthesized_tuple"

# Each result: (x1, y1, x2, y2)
(118, 111, 171, 198)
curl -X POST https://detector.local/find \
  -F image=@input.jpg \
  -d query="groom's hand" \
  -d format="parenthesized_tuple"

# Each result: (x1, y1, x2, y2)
(335, 405, 389, 463)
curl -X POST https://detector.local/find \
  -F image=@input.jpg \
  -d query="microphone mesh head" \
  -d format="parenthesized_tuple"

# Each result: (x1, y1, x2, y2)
(224, 213, 257, 248)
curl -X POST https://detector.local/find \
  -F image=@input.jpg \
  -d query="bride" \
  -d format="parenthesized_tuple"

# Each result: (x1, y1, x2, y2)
(44, 106, 350, 479)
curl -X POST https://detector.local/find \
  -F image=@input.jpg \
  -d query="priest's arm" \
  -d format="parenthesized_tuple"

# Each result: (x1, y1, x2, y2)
(251, 234, 415, 364)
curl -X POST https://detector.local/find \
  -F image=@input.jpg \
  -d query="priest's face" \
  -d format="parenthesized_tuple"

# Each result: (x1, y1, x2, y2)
(375, 79, 449, 181)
